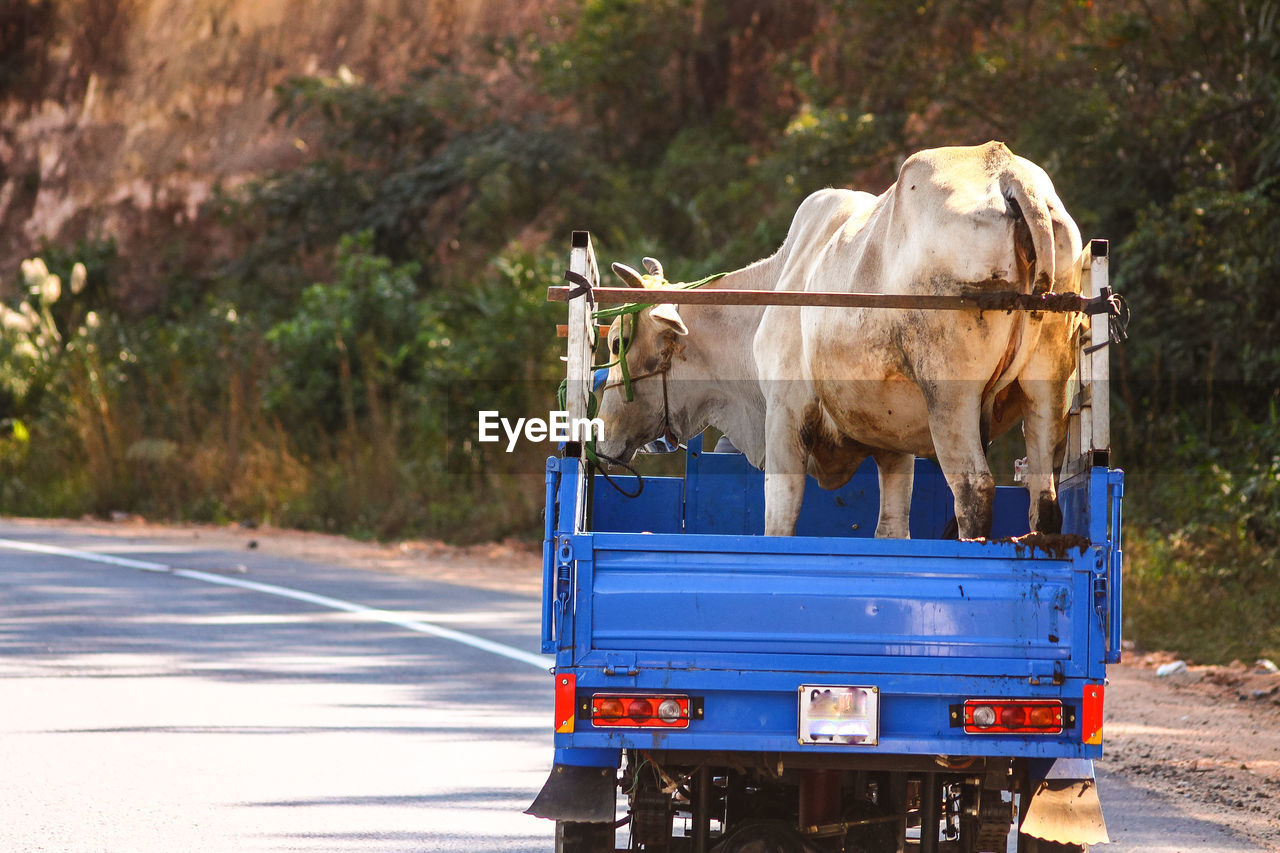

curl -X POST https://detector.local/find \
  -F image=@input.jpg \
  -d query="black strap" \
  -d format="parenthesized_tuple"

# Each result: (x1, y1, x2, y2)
(1106, 292, 1130, 345)
(591, 452, 644, 499)
(563, 270, 595, 306)
(1083, 289, 1131, 353)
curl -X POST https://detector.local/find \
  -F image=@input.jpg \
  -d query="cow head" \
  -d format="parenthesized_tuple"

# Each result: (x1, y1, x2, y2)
(591, 258, 691, 463)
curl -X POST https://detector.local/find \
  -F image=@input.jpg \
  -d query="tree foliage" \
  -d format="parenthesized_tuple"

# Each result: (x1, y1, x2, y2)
(5, 1, 1280, 627)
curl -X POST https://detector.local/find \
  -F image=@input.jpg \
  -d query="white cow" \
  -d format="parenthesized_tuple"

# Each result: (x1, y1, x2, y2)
(593, 142, 1083, 539)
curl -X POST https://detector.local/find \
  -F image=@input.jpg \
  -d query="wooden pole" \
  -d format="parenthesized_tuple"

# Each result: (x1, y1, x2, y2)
(565, 231, 599, 534)
(1087, 239, 1111, 457)
(547, 284, 1094, 314)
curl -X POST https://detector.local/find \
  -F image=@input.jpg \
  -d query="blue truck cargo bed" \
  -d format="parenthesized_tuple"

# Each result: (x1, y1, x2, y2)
(531, 231, 1124, 852)
(543, 443, 1123, 764)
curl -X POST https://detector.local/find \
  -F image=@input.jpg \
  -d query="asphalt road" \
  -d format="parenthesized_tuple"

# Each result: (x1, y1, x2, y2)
(0, 523, 555, 853)
(0, 523, 1261, 852)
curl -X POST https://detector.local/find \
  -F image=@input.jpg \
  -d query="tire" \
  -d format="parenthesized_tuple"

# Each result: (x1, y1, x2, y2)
(556, 820, 616, 853)
(716, 820, 811, 853)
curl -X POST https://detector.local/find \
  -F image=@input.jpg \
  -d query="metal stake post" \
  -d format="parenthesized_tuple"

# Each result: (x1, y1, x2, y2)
(566, 231, 599, 534)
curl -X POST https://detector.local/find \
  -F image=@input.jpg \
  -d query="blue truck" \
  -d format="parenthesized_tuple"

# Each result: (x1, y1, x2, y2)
(529, 234, 1124, 853)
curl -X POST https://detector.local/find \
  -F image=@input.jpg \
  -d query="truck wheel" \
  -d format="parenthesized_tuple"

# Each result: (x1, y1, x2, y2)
(717, 820, 809, 853)
(555, 820, 615, 853)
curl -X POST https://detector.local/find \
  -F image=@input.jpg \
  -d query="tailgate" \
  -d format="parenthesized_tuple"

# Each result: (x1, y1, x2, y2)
(575, 532, 1097, 680)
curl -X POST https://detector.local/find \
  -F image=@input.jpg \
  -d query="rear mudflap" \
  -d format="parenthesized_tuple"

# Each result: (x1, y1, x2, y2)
(1020, 758, 1110, 846)
(526, 763, 618, 823)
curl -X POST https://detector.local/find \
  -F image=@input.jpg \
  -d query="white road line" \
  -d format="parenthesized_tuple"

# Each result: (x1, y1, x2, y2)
(0, 537, 171, 571)
(0, 536, 552, 671)
(174, 568, 552, 670)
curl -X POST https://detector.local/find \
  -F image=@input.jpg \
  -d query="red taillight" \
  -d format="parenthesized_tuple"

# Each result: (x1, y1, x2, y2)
(627, 698, 654, 719)
(962, 699, 1065, 735)
(1000, 705, 1026, 728)
(591, 694, 691, 728)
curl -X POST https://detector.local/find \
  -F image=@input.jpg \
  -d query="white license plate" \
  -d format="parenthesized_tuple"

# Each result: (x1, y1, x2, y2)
(798, 685, 879, 746)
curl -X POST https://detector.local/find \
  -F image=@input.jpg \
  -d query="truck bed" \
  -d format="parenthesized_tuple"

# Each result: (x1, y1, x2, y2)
(543, 443, 1123, 760)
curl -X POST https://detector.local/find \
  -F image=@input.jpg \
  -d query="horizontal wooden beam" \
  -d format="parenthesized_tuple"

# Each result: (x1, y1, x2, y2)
(556, 324, 610, 338)
(547, 285, 1093, 313)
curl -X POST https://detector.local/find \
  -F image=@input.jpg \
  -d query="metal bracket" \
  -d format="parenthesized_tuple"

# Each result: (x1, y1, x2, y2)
(1093, 575, 1108, 617)
(1029, 660, 1065, 686)
(603, 651, 639, 676)
(553, 536, 574, 645)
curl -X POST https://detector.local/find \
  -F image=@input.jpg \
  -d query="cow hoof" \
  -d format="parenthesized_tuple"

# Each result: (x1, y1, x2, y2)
(1036, 496, 1063, 534)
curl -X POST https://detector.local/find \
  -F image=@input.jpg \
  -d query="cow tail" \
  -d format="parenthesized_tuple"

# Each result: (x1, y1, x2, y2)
(1001, 174, 1056, 295)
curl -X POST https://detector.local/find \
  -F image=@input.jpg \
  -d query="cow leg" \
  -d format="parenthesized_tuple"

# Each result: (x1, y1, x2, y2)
(764, 471, 806, 537)
(1020, 378, 1071, 534)
(1016, 318, 1076, 534)
(763, 413, 807, 536)
(871, 450, 914, 539)
(1022, 415, 1064, 535)
(926, 392, 995, 540)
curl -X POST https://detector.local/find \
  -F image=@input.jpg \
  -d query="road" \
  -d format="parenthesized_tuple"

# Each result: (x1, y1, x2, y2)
(0, 522, 555, 853)
(0, 522, 1265, 852)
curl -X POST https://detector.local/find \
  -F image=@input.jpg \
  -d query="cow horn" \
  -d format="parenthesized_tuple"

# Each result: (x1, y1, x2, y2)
(642, 257, 664, 278)
(611, 262, 647, 289)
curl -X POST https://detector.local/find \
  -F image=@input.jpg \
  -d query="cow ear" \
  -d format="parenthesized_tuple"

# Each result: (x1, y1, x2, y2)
(650, 302, 688, 336)
(642, 257, 664, 278)
(611, 262, 646, 289)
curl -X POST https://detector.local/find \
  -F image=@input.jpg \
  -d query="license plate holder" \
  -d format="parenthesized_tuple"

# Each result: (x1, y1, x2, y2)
(798, 685, 879, 746)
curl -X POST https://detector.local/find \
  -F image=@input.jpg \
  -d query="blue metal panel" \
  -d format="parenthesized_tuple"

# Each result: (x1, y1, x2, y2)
(1107, 470, 1125, 663)
(990, 487, 1033, 539)
(587, 537, 1077, 664)
(553, 746, 621, 767)
(1058, 467, 1109, 542)
(1057, 470, 1088, 538)
(682, 452, 1031, 540)
(541, 459, 559, 652)
(556, 667, 1102, 760)
(591, 474, 683, 534)
(557, 726, 1100, 761)
(1105, 468, 1126, 660)
(543, 444, 1122, 762)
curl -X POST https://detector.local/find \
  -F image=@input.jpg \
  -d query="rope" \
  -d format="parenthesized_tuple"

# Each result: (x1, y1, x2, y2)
(558, 266, 728, 498)
(555, 372, 644, 497)
(591, 270, 726, 402)
(592, 451, 645, 498)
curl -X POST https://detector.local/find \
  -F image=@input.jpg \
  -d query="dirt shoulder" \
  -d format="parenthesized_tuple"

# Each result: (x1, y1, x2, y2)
(1100, 653, 1280, 849)
(7, 517, 1278, 847)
